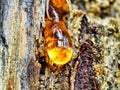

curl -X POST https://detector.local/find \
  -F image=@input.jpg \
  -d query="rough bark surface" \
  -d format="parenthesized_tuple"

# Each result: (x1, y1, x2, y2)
(0, 0, 120, 90)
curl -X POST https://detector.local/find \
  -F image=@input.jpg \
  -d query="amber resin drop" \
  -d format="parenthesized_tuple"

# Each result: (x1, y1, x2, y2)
(44, 20, 73, 65)
(44, 0, 73, 65)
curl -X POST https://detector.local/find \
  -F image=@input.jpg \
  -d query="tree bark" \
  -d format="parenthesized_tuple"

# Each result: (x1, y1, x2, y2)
(0, 0, 120, 90)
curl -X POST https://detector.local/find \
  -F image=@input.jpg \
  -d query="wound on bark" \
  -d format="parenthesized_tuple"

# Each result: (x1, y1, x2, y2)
(74, 15, 100, 90)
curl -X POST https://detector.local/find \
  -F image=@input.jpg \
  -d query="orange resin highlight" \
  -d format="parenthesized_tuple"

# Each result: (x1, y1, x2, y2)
(48, 47, 72, 65)
(51, 0, 68, 12)
(51, 0, 66, 8)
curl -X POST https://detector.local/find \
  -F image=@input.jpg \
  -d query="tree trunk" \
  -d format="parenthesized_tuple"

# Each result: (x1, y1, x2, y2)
(0, 0, 120, 90)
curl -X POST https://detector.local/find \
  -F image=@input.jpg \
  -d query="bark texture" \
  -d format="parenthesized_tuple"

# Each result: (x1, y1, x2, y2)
(0, 0, 120, 90)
